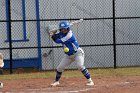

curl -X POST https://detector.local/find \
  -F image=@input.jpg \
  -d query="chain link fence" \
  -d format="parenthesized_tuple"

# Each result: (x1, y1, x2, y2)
(0, 0, 140, 74)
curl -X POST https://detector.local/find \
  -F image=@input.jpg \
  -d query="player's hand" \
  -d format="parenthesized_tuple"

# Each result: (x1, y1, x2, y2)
(49, 30, 58, 36)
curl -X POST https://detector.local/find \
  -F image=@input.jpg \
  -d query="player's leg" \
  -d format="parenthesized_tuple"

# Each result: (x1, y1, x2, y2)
(51, 55, 71, 86)
(56, 55, 71, 81)
(0, 53, 4, 88)
(75, 48, 94, 86)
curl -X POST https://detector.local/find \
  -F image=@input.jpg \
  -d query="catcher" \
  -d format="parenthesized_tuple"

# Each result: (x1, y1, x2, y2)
(0, 53, 4, 88)
(49, 21, 94, 86)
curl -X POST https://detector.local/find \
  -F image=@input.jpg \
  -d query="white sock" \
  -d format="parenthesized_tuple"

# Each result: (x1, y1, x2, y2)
(87, 78, 92, 82)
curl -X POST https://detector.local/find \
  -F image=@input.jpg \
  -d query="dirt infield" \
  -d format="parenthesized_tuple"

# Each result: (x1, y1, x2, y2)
(0, 76, 140, 93)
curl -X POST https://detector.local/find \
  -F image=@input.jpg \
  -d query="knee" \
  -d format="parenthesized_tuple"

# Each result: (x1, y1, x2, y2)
(56, 66, 64, 72)
(78, 65, 85, 71)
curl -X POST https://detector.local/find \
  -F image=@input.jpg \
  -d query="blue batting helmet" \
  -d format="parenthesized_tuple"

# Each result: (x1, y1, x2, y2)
(59, 21, 70, 29)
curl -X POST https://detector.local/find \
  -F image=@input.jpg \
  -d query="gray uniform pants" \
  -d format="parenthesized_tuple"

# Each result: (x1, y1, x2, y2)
(57, 48, 85, 72)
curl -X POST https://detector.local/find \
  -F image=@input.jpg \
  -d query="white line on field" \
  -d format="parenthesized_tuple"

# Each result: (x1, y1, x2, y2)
(22, 87, 95, 93)
(8, 81, 134, 93)
(69, 87, 95, 93)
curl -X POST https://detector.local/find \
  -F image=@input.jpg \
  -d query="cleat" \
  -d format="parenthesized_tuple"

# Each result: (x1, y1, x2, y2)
(51, 81, 60, 86)
(86, 80, 94, 86)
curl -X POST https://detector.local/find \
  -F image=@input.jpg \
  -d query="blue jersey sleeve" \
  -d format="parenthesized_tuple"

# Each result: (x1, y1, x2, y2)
(55, 39, 63, 43)
(52, 33, 61, 43)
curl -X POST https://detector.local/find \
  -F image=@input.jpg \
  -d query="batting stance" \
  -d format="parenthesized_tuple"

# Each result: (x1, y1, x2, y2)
(0, 53, 4, 88)
(49, 21, 94, 86)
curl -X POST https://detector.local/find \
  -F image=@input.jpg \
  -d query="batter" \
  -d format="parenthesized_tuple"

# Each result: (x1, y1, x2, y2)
(49, 21, 94, 86)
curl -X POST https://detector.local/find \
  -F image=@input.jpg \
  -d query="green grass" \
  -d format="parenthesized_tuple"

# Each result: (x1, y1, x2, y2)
(91, 67, 140, 76)
(0, 67, 140, 80)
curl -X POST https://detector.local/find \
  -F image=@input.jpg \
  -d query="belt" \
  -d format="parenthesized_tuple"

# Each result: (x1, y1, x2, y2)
(68, 51, 77, 56)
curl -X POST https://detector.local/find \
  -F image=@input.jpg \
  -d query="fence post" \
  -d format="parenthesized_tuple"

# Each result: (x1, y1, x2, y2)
(113, 0, 116, 69)
(7, 0, 13, 73)
(35, 0, 42, 70)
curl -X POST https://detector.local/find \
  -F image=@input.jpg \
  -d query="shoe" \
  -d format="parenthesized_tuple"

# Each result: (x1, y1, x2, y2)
(51, 81, 59, 86)
(86, 80, 94, 86)
(0, 82, 3, 88)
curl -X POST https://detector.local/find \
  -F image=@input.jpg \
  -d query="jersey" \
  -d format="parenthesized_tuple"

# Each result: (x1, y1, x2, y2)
(53, 30, 79, 56)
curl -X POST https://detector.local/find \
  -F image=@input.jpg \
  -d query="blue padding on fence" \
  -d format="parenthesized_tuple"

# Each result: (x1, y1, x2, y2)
(3, 58, 39, 68)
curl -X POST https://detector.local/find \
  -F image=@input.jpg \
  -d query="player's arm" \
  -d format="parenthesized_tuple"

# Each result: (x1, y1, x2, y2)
(48, 29, 59, 42)
(55, 31, 73, 44)
(51, 34, 57, 41)
(51, 32, 62, 43)
(52, 35, 63, 44)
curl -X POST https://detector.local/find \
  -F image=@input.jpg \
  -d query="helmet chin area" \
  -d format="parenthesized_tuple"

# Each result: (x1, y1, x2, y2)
(60, 27, 70, 31)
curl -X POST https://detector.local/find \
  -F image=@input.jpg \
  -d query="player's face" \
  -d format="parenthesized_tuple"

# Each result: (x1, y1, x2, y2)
(60, 28, 69, 34)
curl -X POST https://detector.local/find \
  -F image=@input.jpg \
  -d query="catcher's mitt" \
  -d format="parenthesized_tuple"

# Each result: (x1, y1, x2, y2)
(0, 53, 4, 68)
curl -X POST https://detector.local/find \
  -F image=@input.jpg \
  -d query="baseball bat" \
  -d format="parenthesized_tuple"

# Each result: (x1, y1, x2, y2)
(49, 19, 84, 33)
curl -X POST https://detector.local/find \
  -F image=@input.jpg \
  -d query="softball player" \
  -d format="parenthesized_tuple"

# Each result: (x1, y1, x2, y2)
(0, 53, 4, 88)
(50, 21, 94, 86)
